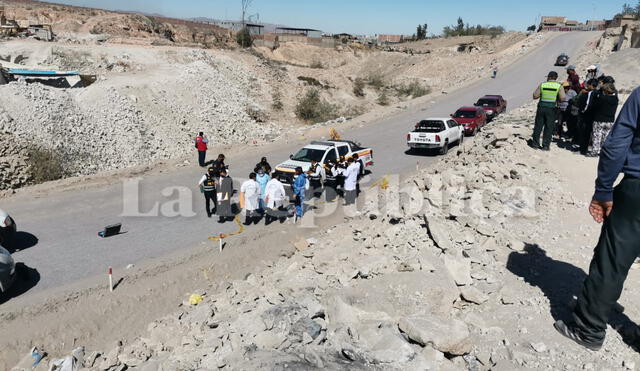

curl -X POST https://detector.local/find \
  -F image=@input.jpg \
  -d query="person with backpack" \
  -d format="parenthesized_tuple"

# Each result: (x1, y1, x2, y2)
(198, 167, 217, 218)
(195, 132, 209, 167)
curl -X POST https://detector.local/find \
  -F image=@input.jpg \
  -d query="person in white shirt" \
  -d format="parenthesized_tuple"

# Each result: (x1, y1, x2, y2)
(264, 173, 287, 224)
(343, 158, 359, 206)
(240, 172, 261, 225)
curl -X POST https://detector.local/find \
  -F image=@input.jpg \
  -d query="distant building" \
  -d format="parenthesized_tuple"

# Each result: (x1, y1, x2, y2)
(275, 27, 322, 38)
(540, 16, 567, 28)
(611, 14, 638, 28)
(377, 34, 403, 44)
(209, 20, 264, 35)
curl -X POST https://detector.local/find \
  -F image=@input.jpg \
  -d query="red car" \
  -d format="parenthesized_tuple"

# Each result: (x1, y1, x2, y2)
(474, 95, 507, 120)
(451, 107, 487, 136)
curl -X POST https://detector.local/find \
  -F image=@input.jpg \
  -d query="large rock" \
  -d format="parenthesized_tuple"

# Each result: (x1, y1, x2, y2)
(324, 271, 458, 327)
(443, 252, 472, 286)
(398, 316, 472, 356)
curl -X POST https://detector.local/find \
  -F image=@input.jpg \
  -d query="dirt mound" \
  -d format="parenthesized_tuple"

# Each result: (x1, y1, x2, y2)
(600, 49, 640, 92)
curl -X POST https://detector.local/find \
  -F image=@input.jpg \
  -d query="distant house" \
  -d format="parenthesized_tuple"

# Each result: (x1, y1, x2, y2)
(377, 34, 403, 44)
(540, 16, 567, 28)
(611, 14, 638, 28)
(564, 20, 579, 27)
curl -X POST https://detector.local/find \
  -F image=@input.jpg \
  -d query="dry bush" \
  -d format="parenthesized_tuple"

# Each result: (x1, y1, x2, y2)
(377, 91, 390, 106)
(26, 146, 67, 184)
(295, 89, 337, 123)
(353, 78, 365, 97)
(394, 81, 431, 98)
(367, 74, 386, 90)
(271, 89, 284, 111)
(310, 60, 324, 69)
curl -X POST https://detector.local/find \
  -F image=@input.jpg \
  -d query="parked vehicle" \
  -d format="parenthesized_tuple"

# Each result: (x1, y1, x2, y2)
(0, 209, 16, 247)
(407, 118, 464, 155)
(555, 53, 569, 66)
(273, 140, 373, 184)
(474, 95, 507, 120)
(0, 246, 16, 294)
(451, 106, 488, 136)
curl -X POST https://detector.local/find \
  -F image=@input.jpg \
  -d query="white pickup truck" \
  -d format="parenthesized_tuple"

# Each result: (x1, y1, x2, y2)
(407, 118, 464, 155)
(273, 140, 373, 184)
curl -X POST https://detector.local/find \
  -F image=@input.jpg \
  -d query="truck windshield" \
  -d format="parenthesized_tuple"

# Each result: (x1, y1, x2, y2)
(415, 120, 445, 133)
(477, 99, 497, 107)
(454, 110, 475, 118)
(292, 148, 325, 162)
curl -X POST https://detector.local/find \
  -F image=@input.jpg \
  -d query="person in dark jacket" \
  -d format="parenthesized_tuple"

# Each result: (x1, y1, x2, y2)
(216, 168, 234, 223)
(575, 79, 599, 154)
(554, 86, 640, 351)
(588, 82, 619, 157)
(254, 157, 271, 173)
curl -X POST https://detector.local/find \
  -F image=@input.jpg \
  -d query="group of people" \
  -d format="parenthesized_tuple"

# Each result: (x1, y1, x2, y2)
(530, 65, 619, 157)
(195, 149, 366, 225)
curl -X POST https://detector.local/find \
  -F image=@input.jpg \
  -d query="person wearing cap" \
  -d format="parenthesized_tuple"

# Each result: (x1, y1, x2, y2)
(198, 167, 218, 218)
(529, 71, 566, 151)
(566, 65, 581, 93)
(554, 86, 640, 351)
(557, 81, 577, 138)
(585, 65, 600, 81)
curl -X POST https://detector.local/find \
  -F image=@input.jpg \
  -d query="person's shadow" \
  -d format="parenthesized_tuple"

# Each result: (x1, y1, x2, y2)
(4, 231, 39, 253)
(507, 243, 640, 351)
(0, 263, 40, 305)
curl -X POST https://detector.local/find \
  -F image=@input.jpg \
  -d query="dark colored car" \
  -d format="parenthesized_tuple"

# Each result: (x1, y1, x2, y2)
(474, 95, 507, 120)
(555, 53, 569, 66)
(451, 107, 488, 136)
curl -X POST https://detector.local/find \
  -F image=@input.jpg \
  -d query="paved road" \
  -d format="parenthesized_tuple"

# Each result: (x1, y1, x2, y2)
(1, 32, 599, 296)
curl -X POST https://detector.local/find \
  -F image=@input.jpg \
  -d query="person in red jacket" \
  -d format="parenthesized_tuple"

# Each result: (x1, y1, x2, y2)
(195, 132, 209, 167)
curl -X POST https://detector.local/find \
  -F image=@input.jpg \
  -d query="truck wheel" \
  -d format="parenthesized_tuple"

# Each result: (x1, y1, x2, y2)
(439, 142, 449, 155)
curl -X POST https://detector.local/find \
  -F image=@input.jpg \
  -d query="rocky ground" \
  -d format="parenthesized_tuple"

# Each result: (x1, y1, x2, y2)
(15, 102, 640, 371)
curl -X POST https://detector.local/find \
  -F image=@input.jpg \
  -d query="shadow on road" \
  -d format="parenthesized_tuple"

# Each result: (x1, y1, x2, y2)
(0, 263, 40, 305)
(4, 231, 39, 253)
(507, 243, 640, 351)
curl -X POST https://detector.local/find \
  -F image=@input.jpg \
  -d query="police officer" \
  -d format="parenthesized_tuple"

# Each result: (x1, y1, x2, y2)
(307, 159, 323, 199)
(529, 71, 566, 151)
(198, 167, 217, 217)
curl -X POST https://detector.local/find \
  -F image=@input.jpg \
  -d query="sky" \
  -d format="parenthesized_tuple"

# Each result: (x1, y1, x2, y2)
(43, 0, 631, 35)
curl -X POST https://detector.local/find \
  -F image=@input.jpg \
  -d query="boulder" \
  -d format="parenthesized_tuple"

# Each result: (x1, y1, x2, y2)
(398, 316, 472, 355)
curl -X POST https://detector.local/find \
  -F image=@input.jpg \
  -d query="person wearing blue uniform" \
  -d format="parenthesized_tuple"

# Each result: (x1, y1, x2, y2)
(292, 167, 307, 221)
(256, 168, 270, 212)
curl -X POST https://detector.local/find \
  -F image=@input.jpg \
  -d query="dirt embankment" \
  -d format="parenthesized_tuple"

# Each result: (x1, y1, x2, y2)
(2, 0, 233, 48)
